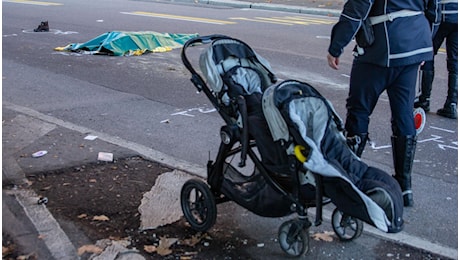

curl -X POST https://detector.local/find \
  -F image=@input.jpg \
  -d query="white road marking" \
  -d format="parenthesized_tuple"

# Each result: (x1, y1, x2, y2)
(429, 125, 456, 133)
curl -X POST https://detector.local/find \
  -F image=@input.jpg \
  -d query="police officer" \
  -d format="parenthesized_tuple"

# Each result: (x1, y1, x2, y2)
(415, 0, 458, 119)
(326, 0, 440, 207)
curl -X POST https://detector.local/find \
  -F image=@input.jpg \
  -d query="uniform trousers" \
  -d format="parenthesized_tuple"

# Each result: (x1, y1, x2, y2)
(345, 61, 419, 137)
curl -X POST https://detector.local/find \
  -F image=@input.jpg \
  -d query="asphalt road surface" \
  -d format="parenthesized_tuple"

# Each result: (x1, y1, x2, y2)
(2, 0, 457, 259)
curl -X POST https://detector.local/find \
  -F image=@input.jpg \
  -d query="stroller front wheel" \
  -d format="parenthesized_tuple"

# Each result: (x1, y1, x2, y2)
(180, 179, 217, 232)
(331, 207, 363, 241)
(278, 219, 310, 257)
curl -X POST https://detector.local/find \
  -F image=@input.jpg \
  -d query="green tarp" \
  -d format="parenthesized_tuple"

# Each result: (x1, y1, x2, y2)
(55, 31, 199, 56)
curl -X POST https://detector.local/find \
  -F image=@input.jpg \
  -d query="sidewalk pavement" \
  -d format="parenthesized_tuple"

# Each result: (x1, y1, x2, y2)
(3, 102, 203, 259)
(4, 97, 458, 259)
(5, 93, 458, 259)
(2, 105, 134, 259)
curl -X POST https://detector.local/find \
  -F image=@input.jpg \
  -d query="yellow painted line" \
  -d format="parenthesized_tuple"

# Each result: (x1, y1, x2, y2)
(231, 16, 334, 26)
(255, 16, 304, 24)
(121, 11, 236, 25)
(230, 17, 293, 25)
(3, 0, 62, 5)
(276, 16, 335, 24)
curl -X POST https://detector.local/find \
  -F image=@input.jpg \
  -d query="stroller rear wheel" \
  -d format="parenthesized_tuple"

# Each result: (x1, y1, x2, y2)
(331, 207, 363, 241)
(278, 219, 310, 257)
(180, 179, 217, 232)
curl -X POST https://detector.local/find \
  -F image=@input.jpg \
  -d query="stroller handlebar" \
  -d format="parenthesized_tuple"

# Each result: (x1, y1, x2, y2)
(182, 34, 230, 49)
(181, 34, 234, 92)
(180, 34, 236, 125)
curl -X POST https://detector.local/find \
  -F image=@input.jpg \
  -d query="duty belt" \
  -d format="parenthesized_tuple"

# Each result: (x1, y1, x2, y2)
(440, 0, 457, 4)
(369, 10, 423, 25)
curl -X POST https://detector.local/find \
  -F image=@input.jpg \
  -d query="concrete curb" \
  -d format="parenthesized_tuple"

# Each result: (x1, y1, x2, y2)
(5, 189, 79, 260)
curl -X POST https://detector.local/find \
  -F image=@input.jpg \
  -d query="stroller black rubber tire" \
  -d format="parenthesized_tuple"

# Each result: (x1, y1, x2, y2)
(331, 207, 363, 241)
(180, 179, 217, 232)
(278, 219, 310, 257)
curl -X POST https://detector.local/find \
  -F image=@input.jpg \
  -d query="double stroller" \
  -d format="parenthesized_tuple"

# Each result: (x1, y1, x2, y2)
(180, 34, 404, 257)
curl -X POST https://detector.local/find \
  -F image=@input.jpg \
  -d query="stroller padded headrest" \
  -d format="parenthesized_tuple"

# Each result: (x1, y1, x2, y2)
(199, 38, 276, 95)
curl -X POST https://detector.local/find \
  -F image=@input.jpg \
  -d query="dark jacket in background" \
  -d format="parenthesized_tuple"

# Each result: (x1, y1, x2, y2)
(439, 0, 457, 23)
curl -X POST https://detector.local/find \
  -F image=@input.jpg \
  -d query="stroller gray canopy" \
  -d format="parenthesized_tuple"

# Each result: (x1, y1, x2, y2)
(199, 38, 276, 95)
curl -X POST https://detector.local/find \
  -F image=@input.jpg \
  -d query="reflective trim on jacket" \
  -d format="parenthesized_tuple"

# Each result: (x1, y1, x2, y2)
(440, 0, 458, 23)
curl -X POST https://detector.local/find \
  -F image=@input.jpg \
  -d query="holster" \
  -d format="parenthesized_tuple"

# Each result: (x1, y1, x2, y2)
(355, 19, 375, 48)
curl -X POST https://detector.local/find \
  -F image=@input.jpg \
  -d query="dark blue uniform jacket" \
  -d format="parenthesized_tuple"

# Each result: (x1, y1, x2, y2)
(328, 0, 441, 67)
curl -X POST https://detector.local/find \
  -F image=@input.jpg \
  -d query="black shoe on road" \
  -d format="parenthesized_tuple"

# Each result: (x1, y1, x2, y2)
(34, 21, 49, 32)
(414, 100, 430, 112)
(437, 103, 457, 119)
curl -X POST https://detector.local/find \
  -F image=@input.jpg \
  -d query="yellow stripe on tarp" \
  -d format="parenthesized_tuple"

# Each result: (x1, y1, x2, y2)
(3, 0, 62, 6)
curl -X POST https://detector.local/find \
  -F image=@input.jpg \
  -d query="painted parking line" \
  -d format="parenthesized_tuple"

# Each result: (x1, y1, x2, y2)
(272, 16, 335, 24)
(121, 11, 333, 26)
(3, 0, 62, 6)
(230, 15, 335, 25)
(230, 17, 294, 25)
(120, 11, 236, 25)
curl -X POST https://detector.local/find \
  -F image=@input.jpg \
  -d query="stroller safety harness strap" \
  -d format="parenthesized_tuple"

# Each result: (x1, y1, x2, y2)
(369, 10, 423, 25)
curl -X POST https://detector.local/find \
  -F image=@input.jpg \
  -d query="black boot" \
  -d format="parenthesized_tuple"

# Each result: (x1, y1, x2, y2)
(414, 70, 434, 112)
(391, 135, 417, 207)
(437, 103, 457, 119)
(34, 21, 49, 32)
(346, 133, 368, 158)
(437, 73, 458, 119)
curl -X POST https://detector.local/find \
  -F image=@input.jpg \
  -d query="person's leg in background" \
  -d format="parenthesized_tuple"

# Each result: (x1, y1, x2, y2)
(437, 22, 458, 119)
(415, 22, 448, 112)
(415, 60, 435, 112)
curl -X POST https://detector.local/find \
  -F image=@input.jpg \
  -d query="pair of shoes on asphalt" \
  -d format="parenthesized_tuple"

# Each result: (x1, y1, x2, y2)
(437, 103, 457, 119)
(34, 21, 49, 32)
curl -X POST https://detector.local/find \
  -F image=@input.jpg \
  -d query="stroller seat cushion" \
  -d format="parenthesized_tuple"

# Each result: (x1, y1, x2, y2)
(261, 80, 404, 233)
(223, 65, 263, 97)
